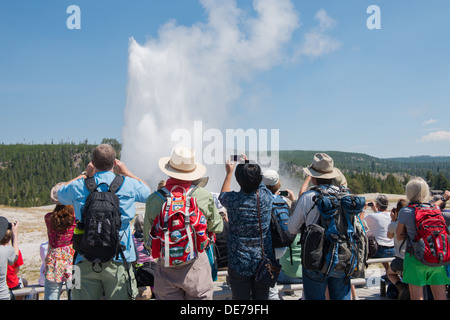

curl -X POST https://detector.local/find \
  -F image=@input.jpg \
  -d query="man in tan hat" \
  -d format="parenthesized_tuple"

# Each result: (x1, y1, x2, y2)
(143, 146, 223, 300)
(287, 153, 353, 300)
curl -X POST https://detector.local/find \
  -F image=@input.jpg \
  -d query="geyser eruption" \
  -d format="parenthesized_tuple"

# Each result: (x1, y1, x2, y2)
(121, 0, 339, 190)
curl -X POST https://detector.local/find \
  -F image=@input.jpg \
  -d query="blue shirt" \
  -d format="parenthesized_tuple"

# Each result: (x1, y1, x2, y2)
(57, 171, 151, 263)
(219, 183, 274, 277)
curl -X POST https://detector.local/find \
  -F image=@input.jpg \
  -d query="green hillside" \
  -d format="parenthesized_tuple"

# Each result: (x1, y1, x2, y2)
(279, 150, 450, 195)
(0, 139, 120, 207)
(0, 143, 449, 207)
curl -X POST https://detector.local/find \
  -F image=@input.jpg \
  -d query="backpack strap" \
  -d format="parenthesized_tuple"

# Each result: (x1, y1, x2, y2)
(109, 175, 125, 193)
(187, 185, 198, 197)
(84, 177, 98, 193)
(84, 175, 124, 193)
(156, 187, 170, 199)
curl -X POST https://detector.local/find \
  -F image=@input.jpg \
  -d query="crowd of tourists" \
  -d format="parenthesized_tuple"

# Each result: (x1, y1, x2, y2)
(1, 144, 450, 301)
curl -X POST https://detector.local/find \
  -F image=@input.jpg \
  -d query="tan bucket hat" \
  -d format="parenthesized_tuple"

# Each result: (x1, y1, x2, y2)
(158, 146, 206, 181)
(303, 153, 341, 180)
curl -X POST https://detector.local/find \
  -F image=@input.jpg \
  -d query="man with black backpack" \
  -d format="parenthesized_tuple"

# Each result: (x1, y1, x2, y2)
(287, 153, 367, 300)
(58, 144, 151, 300)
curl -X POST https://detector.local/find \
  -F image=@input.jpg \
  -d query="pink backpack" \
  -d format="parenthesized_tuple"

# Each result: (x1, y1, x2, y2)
(150, 185, 209, 267)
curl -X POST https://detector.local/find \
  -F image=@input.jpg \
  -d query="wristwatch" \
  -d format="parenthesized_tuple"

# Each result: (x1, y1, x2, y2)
(440, 196, 448, 202)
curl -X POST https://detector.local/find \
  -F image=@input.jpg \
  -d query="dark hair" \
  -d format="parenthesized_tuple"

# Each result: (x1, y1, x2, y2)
(0, 229, 11, 245)
(92, 144, 116, 172)
(235, 163, 262, 193)
(50, 205, 75, 231)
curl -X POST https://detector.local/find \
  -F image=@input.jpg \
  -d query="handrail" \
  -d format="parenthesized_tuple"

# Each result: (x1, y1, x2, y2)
(11, 258, 394, 299)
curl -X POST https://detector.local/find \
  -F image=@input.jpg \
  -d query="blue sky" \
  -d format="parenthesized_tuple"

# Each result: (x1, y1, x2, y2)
(1, 1, 450, 159)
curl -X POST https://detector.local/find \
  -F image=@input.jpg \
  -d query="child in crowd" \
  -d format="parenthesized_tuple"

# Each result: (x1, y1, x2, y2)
(0, 217, 19, 300)
(7, 248, 28, 298)
(386, 199, 409, 300)
(44, 183, 76, 300)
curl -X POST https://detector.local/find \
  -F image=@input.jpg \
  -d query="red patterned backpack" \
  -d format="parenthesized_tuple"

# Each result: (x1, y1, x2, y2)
(150, 185, 209, 267)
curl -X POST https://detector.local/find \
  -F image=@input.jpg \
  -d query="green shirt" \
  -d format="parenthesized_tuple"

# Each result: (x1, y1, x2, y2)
(280, 234, 302, 279)
(143, 186, 223, 249)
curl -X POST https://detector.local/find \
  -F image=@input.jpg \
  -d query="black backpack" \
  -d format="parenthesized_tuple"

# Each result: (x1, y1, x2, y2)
(74, 175, 125, 263)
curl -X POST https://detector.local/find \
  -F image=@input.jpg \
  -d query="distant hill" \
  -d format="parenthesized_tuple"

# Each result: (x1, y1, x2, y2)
(280, 150, 450, 177)
(0, 143, 449, 207)
(0, 139, 120, 207)
(278, 150, 450, 195)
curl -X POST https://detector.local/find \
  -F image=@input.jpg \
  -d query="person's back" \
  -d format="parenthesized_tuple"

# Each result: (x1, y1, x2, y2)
(144, 147, 223, 300)
(287, 153, 358, 300)
(364, 195, 394, 263)
(396, 178, 450, 300)
(0, 217, 18, 300)
(219, 156, 274, 300)
(0, 246, 15, 300)
(57, 144, 151, 300)
(278, 234, 302, 284)
(365, 210, 393, 246)
(220, 183, 274, 277)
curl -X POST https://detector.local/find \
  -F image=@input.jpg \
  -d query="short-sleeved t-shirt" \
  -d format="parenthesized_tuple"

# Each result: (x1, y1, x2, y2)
(7, 250, 23, 288)
(387, 221, 406, 258)
(364, 211, 394, 247)
(0, 245, 16, 300)
(219, 183, 273, 277)
(58, 171, 151, 263)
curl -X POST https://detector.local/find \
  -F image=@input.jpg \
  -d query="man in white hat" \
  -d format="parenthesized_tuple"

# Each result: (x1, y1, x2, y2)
(143, 146, 223, 300)
(287, 153, 352, 300)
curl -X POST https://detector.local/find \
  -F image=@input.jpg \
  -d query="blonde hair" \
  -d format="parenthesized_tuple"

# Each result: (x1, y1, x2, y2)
(405, 177, 430, 204)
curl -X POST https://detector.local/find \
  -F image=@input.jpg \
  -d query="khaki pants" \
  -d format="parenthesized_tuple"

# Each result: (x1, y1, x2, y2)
(154, 251, 213, 300)
(71, 260, 137, 300)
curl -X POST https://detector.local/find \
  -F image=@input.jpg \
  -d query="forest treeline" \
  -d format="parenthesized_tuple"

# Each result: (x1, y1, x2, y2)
(0, 143, 449, 207)
(279, 150, 450, 196)
(0, 139, 120, 207)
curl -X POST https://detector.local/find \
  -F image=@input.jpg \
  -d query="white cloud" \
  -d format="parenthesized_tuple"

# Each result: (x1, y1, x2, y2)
(423, 118, 437, 126)
(296, 9, 341, 59)
(418, 131, 450, 142)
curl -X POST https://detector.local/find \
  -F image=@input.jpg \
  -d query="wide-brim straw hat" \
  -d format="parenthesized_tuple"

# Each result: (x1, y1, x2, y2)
(158, 147, 206, 182)
(303, 153, 342, 180)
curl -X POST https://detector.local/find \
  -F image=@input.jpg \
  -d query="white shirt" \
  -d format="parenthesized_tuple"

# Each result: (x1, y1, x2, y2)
(364, 211, 394, 247)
